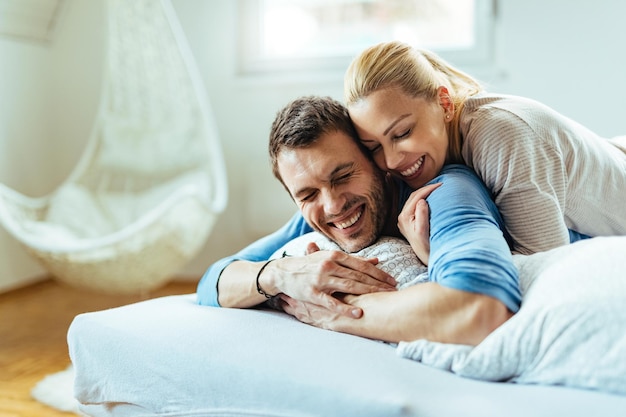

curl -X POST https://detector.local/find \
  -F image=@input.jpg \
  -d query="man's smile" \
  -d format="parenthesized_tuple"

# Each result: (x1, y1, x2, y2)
(329, 205, 364, 231)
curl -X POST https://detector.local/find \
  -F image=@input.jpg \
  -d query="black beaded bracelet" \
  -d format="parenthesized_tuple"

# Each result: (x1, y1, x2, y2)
(255, 259, 275, 299)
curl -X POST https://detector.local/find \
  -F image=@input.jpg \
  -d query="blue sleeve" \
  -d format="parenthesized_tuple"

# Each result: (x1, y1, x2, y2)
(569, 229, 591, 243)
(196, 212, 313, 306)
(422, 164, 521, 312)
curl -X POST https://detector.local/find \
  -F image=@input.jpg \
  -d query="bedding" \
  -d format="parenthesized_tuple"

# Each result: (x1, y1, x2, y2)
(398, 235, 626, 394)
(67, 236, 626, 417)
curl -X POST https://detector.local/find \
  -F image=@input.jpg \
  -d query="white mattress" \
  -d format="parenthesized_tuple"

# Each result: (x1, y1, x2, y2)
(68, 289, 626, 417)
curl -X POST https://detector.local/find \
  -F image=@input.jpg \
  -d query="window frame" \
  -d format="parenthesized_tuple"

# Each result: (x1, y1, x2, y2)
(237, 0, 496, 76)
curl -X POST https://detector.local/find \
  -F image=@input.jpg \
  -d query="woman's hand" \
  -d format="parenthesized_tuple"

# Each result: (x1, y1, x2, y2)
(278, 294, 348, 330)
(397, 183, 442, 265)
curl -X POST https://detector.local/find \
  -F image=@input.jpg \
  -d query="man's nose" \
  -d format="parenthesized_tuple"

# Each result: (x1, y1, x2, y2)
(321, 188, 346, 216)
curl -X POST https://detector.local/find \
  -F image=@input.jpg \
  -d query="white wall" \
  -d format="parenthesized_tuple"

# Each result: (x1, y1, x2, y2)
(0, 1, 104, 292)
(0, 38, 54, 290)
(0, 0, 624, 292)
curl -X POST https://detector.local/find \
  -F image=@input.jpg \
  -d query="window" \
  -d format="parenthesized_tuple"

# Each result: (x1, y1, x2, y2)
(238, 0, 495, 75)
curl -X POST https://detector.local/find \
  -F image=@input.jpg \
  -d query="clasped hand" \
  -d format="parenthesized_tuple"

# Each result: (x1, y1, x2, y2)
(271, 246, 395, 319)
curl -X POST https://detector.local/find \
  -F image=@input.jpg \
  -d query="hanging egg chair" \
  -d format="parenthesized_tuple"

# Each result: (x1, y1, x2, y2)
(0, 0, 227, 294)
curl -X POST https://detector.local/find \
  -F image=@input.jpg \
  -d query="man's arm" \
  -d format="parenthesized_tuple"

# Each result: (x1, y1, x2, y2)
(281, 283, 512, 345)
(197, 211, 311, 307)
(218, 250, 397, 317)
(197, 212, 397, 317)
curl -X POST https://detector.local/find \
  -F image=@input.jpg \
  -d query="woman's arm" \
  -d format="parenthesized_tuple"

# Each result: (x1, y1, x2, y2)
(281, 283, 512, 345)
(425, 164, 520, 313)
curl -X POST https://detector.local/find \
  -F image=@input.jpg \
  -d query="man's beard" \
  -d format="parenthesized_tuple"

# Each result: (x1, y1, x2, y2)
(332, 170, 389, 253)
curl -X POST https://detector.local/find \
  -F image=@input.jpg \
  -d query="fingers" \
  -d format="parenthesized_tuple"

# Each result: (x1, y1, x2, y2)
(318, 292, 363, 318)
(306, 242, 321, 255)
(330, 252, 397, 288)
(323, 274, 396, 296)
(411, 199, 431, 265)
(279, 293, 363, 320)
(397, 189, 432, 265)
(399, 182, 441, 217)
(415, 199, 430, 234)
(411, 182, 442, 201)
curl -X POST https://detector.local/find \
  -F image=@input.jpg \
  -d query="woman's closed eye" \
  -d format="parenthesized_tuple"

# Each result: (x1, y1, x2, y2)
(393, 129, 411, 141)
(366, 143, 382, 153)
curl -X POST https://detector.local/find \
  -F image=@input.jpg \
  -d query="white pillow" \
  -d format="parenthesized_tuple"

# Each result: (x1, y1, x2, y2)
(398, 236, 626, 395)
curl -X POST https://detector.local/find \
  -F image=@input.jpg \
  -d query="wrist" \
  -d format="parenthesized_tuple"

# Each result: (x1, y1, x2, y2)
(256, 259, 277, 298)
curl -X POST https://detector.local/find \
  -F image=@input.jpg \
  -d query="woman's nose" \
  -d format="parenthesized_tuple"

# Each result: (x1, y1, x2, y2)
(384, 148, 404, 170)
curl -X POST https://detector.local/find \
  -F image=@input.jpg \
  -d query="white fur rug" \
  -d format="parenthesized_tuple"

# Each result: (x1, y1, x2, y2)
(31, 364, 83, 415)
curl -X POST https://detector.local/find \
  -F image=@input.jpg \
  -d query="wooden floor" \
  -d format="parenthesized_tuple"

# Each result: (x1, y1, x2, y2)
(0, 277, 198, 417)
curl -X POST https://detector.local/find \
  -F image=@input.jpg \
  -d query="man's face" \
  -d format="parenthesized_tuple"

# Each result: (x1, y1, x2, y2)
(277, 130, 388, 253)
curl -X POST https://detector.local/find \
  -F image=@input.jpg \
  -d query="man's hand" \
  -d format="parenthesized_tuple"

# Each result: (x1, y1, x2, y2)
(397, 183, 442, 265)
(263, 249, 397, 319)
(218, 244, 397, 318)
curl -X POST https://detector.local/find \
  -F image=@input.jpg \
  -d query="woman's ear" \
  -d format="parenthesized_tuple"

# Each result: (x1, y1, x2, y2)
(437, 86, 455, 118)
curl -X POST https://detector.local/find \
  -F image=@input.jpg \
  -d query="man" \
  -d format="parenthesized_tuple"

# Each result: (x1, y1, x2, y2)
(198, 96, 520, 346)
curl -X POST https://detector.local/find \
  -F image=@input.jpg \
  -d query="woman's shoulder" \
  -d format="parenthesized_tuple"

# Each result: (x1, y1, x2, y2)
(460, 92, 555, 154)
(463, 92, 545, 113)
(462, 93, 553, 130)
(459, 94, 559, 190)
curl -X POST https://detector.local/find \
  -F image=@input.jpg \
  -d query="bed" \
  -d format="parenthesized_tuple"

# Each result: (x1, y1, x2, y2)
(67, 236, 626, 417)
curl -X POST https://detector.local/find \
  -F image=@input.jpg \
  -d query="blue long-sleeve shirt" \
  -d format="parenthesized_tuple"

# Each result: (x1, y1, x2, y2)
(197, 164, 522, 312)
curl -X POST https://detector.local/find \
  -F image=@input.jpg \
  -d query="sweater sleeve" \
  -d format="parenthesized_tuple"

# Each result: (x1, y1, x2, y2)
(426, 165, 521, 313)
(196, 212, 313, 306)
(460, 97, 571, 254)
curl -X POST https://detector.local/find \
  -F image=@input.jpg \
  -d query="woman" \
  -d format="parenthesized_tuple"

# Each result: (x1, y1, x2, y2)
(345, 41, 626, 255)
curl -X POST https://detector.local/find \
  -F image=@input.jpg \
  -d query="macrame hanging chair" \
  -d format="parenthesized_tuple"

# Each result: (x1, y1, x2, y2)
(0, 0, 227, 294)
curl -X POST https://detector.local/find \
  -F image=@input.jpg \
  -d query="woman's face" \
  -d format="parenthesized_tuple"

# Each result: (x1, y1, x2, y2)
(348, 87, 451, 189)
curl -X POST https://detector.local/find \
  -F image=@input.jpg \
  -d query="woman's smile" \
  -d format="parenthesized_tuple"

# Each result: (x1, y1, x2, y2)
(399, 155, 425, 178)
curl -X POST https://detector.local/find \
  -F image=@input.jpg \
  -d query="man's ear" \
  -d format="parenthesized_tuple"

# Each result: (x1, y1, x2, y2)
(437, 86, 455, 117)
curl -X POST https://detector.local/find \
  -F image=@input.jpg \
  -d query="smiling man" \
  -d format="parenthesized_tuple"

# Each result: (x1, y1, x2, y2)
(272, 128, 389, 255)
(197, 96, 520, 346)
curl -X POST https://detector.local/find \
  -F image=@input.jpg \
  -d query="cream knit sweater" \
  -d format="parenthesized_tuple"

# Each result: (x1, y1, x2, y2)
(460, 93, 626, 254)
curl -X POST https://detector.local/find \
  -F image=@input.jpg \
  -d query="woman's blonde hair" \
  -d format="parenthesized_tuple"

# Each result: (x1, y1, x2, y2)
(344, 41, 483, 164)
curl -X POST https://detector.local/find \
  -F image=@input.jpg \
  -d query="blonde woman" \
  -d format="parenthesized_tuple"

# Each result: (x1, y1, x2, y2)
(345, 41, 626, 255)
